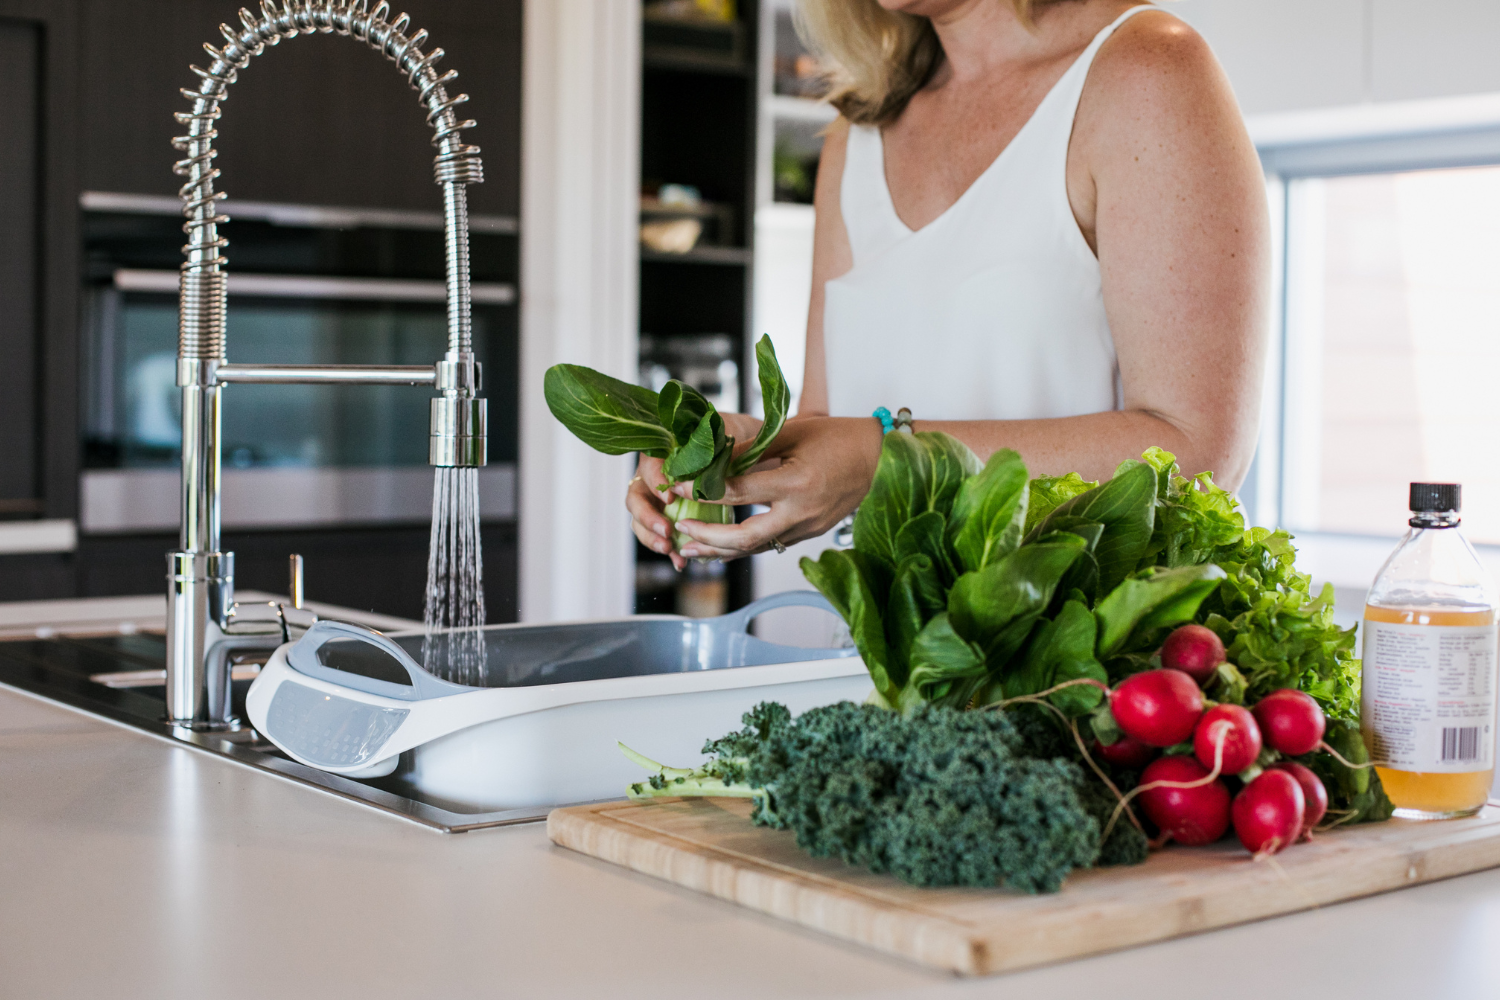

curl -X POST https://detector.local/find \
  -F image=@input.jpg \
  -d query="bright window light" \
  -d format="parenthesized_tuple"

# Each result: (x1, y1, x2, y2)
(1282, 165, 1500, 544)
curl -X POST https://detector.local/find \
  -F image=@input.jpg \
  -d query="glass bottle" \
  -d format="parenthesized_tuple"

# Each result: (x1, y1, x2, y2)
(1362, 483, 1498, 819)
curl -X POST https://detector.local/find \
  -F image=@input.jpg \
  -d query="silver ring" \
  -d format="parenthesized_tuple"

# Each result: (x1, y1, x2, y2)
(770, 537, 787, 554)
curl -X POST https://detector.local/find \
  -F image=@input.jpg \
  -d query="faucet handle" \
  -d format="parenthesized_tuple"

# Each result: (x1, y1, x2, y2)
(289, 553, 304, 610)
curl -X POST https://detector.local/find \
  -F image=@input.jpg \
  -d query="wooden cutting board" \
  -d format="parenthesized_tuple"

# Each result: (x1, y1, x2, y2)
(548, 797, 1500, 976)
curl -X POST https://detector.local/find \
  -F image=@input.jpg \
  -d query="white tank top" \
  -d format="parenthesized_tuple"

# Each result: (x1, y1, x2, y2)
(823, 4, 1158, 421)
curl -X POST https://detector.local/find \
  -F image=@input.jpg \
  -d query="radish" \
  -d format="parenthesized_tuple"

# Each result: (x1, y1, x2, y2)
(1192, 704, 1263, 776)
(1231, 769, 1305, 855)
(1272, 761, 1328, 833)
(1159, 623, 1226, 683)
(1137, 756, 1231, 846)
(1252, 688, 1326, 756)
(1110, 669, 1205, 747)
(1094, 733, 1157, 769)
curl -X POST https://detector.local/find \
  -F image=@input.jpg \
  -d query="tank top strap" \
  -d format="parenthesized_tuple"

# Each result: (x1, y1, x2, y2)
(1043, 4, 1164, 141)
(840, 124, 912, 267)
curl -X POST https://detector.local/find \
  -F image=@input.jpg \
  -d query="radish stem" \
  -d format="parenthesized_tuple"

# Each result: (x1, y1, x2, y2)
(1102, 725, 1229, 843)
(1316, 740, 1374, 770)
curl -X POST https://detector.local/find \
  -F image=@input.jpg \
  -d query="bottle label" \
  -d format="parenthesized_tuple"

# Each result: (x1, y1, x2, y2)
(1362, 620, 1498, 772)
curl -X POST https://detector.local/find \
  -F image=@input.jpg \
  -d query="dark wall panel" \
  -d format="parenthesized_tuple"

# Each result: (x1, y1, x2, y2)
(0, 19, 40, 510)
(79, 0, 521, 216)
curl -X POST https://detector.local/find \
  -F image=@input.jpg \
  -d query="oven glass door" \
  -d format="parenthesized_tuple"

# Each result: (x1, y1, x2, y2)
(81, 206, 517, 533)
(90, 291, 510, 470)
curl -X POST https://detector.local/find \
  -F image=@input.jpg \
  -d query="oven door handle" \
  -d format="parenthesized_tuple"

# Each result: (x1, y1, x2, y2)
(111, 268, 515, 305)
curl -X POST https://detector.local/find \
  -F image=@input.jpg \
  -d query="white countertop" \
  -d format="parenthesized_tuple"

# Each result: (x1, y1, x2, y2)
(4, 602, 1500, 998)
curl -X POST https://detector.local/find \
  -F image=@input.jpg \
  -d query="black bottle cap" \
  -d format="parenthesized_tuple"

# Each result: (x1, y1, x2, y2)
(1410, 482, 1461, 513)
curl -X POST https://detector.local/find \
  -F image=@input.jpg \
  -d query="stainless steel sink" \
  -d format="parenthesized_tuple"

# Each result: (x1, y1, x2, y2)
(0, 631, 555, 832)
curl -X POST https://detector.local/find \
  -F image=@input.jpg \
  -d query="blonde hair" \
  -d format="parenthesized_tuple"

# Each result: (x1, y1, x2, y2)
(796, 0, 1037, 125)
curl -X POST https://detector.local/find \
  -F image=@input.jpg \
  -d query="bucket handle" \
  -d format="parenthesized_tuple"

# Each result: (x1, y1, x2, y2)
(286, 620, 471, 700)
(718, 590, 844, 642)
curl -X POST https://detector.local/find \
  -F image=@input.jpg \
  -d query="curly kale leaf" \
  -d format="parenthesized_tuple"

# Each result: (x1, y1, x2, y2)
(628, 701, 1127, 893)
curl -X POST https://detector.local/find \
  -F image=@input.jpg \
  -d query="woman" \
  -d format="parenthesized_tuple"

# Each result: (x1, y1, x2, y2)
(632, 0, 1268, 568)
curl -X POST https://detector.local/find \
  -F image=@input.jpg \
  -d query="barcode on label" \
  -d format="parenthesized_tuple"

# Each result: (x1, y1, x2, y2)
(1441, 727, 1481, 762)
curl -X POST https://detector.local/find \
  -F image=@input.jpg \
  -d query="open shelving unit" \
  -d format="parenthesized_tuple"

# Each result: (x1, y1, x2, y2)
(635, 2, 762, 616)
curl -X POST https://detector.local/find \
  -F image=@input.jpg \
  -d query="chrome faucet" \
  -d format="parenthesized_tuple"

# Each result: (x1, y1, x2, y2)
(166, 0, 486, 728)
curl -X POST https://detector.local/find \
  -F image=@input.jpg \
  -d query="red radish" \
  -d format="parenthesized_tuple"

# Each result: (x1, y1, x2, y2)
(1192, 704, 1263, 775)
(1272, 761, 1328, 833)
(1137, 756, 1231, 845)
(1159, 624, 1226, 683)
(1232, 769, 1305, 855)
(1252, 688, 1326, 756)
(1110, 669, 1205, 747)
(1094, 734, 1157, 769)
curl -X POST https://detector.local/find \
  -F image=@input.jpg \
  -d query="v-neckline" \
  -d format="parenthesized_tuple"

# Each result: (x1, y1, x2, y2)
(875, 4, 1148, 237)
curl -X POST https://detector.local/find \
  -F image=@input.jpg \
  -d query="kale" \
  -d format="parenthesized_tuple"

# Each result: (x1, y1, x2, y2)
(626, 701, 1143, 893)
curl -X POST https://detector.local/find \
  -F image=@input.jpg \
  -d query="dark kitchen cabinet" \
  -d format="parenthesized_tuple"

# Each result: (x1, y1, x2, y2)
(0, 2, 79, 529)
(78, 0, 520, 217)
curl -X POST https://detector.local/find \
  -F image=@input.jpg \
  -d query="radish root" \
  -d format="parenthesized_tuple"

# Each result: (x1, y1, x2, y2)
(983, 677, 1111, 711)
(1316, 740, 1374, 771)
(982, 688, 1149, 841)
(1101, 724, 1230, 843)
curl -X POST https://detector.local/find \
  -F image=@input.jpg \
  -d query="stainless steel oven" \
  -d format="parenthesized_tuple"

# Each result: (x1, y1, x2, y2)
(79, 192, 519, 532)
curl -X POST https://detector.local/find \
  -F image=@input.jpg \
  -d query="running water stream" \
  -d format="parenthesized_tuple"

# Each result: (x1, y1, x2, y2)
(422, 466, 487, 684)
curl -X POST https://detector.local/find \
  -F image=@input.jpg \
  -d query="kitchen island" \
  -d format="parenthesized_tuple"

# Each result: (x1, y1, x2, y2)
(3, 600, 1500, 999)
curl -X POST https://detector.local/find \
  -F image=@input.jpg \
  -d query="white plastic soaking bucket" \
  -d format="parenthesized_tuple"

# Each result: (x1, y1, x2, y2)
(245, 591, 871, 811)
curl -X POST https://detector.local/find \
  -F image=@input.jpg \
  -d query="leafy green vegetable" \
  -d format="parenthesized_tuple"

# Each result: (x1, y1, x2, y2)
(800, 548, 896, 702)
(947, 448, 1028, 573)
(729, 335, 790, 476)
(1093, 563, 1226, 661)
(887, 553, 946, 688)
(798, 433, 1388, 824)
(1027, 461, 1158, 599)
(545, 334, 789, 539)
(1024, 472, 1096, 534)
(542, 365, 675, 457)
(906, 612, 988, 708)
(625, 701, 1146, 892)
(948, 536, 1088, 662)
(1005, 599, 1107, 715)
(852, 433, 979, 575)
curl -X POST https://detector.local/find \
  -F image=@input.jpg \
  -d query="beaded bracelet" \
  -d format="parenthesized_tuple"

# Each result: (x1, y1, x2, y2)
(873, 407, 915, 435)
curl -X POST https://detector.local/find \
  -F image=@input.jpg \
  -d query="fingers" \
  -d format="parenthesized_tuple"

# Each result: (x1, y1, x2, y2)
(628, 457, 686, 569)
(677, 507, 793, 558)
(631, 515, 685, 569)
(667, 463, 802, 506)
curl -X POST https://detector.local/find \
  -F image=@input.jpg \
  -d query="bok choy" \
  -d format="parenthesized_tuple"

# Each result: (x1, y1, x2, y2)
(544, 335, 790, 545)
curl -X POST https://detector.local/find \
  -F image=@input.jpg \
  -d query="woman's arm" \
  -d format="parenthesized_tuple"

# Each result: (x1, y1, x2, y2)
(673, 14, 1268, 559)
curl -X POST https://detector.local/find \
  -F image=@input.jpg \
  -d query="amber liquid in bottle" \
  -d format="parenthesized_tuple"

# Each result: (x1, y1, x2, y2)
(1364, 604, 1496, 816)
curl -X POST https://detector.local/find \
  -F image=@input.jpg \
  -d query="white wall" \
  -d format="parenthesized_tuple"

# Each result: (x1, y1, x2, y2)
(1172, 0, 1500, 114)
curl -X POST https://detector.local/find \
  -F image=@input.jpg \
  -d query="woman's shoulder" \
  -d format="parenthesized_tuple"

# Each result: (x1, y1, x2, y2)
(1072, 6, 1243, 163)
(1085, 7, 1226, 110)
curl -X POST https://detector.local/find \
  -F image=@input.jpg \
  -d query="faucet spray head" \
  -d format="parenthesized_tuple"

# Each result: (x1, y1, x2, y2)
(430, 352, 487, 467)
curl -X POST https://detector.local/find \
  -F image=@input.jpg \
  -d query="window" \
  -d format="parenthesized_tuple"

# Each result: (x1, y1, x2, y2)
(1280, 164, 1500, 545)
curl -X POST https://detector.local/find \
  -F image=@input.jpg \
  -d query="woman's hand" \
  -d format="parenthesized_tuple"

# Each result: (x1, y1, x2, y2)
(671, 416, 883, 560)
(626, 411, 765, 570)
